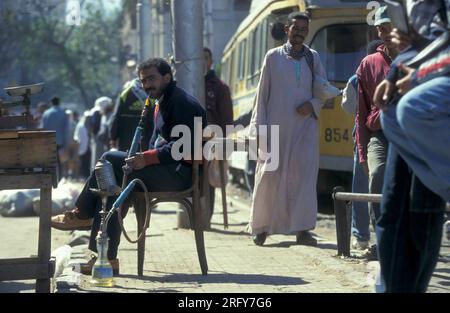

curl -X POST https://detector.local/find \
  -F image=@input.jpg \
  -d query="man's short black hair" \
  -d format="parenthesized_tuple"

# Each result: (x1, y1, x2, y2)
(203, 47, 213, 59)
(286, 12, 310, 26)
(137, 58, 173, 81)
(50, 96, 60, 106)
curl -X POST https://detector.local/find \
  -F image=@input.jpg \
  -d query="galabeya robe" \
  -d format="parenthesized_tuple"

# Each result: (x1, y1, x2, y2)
(248, 45, 326, 235)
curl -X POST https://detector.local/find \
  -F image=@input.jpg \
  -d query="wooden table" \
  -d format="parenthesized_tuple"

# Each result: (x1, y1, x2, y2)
(0, 130, 57, 293)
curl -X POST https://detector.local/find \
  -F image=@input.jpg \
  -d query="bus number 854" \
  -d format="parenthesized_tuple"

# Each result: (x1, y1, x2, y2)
(324, 128, 350, 143)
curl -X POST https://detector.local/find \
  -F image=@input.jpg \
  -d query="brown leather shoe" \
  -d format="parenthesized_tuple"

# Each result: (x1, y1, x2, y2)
(79, 255, 119, 276)
(51, 210, 92, 231)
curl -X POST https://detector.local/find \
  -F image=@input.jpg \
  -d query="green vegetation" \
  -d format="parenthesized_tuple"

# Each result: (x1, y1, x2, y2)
(0, 0, 123, 110)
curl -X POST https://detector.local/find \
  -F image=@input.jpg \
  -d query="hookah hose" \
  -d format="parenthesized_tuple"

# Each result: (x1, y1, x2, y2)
(115, 178, 151, 244)
(116, 100, 152, 244)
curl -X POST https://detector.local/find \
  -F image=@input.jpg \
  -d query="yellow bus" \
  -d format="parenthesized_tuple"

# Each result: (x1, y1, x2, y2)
(221, 0, 378, 196)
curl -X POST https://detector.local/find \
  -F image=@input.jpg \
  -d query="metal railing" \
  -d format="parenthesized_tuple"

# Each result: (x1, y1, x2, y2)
(332, 186, 381, 257)
(332, 186, 450, 257)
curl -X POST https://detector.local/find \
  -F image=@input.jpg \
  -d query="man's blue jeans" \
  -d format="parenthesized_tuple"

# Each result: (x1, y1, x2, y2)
(352, 148, 370, 242)
(378, 87, 447, 292)
(381, 76, 450, 202)
(376, 144, 445, 292)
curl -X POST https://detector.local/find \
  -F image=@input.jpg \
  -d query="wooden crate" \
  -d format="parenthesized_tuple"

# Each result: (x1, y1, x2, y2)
(0, 130, 57, 169)
(0, 115, 37, 130)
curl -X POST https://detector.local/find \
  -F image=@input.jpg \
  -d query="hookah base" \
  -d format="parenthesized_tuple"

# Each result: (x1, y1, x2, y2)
(90, 265, 115, 287)
(90, 277, 114, 288)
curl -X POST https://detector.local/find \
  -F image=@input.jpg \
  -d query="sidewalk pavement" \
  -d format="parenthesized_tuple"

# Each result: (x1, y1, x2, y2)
(1, 185, 449, 293)
(55, 205, 371, 293)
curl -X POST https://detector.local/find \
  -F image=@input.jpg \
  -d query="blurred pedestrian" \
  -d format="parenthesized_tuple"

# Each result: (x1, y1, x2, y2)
(64, 109, 80, 179)
(33, 101, 48, 128)
(42, 96, 69, 182)
(341, 40, 382, 251)
(203, 47, 233, 227)
(355, 6, 397, 245)
(97, 97, 114, 152)
(88, 97, 113, 170)
(74, 111, 91, 180)
(109, 77, 150, 153)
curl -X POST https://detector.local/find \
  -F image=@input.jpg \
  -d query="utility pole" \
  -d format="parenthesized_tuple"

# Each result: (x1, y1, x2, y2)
(204, 0, 214, 52)
(171, 0, 207, 229)
(170, 0, 205, 106)
(137, 0, 152, 63)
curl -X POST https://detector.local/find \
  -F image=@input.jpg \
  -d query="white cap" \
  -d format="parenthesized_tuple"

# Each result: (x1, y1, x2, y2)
(94, 96, 113, 111)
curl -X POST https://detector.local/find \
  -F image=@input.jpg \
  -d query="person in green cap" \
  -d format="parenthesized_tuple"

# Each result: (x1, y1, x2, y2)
(355, 6, 398, 248)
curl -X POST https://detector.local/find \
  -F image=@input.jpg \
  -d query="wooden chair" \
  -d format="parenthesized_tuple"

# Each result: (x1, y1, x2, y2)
(131, 158, 210, 276)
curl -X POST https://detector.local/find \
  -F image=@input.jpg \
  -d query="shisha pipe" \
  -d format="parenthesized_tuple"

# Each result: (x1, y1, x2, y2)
(117, 98, 152, 243)
(90, 98, 152, 286)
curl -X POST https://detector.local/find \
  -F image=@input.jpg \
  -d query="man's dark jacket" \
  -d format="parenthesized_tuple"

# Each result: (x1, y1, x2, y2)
(141, 81, 208, 165)
(204, 70, 233, 133)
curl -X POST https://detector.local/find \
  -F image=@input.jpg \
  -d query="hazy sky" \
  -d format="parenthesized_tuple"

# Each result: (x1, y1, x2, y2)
(65, 0, 122, 25)
(101, 0, 122, 11)
(83, 0, 122, 13)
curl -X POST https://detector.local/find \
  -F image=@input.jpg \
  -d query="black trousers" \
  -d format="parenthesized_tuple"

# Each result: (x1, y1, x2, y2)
(75, 150, 192, 259)
(78, 148, 91, 179)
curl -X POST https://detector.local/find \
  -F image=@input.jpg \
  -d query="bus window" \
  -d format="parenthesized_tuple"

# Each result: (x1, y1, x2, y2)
(252, 23, 263, 86)
(247, 30, 256, 89)
(222, 58, 230, 86)
(237, 39, 247, 81)
(247, 19, 269, 88)
(230, 50, 236, 93)
(260, 18, 268, 68)
(248, 24, 263, 88)
(310, 24, 377, 83)
(253, 18, 269, 85)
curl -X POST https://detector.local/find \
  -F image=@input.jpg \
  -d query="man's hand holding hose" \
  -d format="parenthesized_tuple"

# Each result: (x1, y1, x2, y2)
(125, 153, 147, 171)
